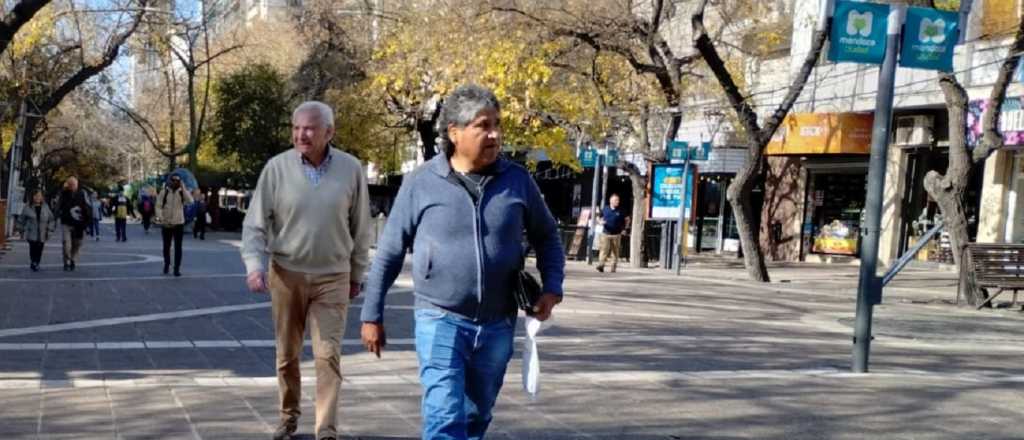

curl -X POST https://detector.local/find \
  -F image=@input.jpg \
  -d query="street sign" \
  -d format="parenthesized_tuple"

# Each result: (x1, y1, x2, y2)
(899, 7, 959, 72)
(649, 164, 694, 220)
(603, 148, 619, 166)
(691, 142, 712, 161)
(828, 0, 890, 65)
(578, 148, 598, 168)
(667, 141, 688, 163)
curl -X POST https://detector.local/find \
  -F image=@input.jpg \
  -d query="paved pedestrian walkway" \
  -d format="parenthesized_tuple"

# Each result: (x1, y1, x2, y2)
(0, 223, 1021, 439)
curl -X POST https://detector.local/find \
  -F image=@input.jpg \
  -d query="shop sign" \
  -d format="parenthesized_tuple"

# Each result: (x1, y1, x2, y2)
(899, 7, 960, 72)
(828, 0, 890, 65)
(968, 97, 1024, 146)
(766, 113, 873, 155)
(650, 164, 694, 220)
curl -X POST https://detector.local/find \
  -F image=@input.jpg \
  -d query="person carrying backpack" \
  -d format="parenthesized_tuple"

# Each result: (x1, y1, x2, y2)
(155, 175, 193, 276)
(112, 192, 135, 242)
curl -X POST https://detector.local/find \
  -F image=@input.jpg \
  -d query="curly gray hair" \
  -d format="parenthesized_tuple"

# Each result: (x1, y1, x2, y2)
(435, 84, 501, 157)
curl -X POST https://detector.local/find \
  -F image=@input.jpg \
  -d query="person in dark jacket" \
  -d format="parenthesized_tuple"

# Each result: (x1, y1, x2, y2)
(139, 189, 155, 234)
(192, 192, 208, 240)
(56, 176, 91, 271)
(360, 85, 565, 440)
(16, 189, 57, 271)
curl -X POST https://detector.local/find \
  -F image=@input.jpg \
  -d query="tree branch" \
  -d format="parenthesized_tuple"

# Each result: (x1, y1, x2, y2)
(0, 0, 51, 56)
(976, 17, 1024, 163)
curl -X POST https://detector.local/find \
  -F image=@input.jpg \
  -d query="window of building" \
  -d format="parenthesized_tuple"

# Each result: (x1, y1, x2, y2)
(981, 0, 1021, 37)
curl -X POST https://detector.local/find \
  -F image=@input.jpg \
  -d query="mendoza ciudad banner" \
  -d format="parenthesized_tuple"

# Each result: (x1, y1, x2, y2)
(828, 0, 890, 65)
(899, 6, 960, 72)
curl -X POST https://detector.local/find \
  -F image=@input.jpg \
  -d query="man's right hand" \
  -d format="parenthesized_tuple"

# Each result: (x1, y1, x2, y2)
(361, 322, 386, 358)
(246, 271, 267, 293)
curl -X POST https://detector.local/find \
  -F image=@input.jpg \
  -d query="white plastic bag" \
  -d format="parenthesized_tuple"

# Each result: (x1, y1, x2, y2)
(521, 315, 550, 398)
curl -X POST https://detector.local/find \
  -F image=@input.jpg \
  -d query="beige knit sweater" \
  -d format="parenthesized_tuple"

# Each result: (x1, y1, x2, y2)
(241, 148, 372, 280)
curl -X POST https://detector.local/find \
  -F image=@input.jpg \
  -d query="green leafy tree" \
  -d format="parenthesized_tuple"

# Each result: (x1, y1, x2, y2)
(210, 63, 290, 187)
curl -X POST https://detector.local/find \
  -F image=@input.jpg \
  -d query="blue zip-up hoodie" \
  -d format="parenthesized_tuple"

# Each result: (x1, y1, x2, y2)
(360, 154, 565, 323)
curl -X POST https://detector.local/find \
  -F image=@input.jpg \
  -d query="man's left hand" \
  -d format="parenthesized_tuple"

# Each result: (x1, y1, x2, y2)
(349, 282, 362, 299)
(531, 293, 562, 321)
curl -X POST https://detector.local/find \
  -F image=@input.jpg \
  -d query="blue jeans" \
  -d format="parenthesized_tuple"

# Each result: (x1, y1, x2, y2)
(414, 308, 515, 440)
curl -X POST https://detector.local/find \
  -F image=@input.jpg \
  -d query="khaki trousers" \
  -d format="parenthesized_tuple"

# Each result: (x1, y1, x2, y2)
(598, 234, 622, 272)
(268, 262, 350, 438)
(61, 224, 83, 263)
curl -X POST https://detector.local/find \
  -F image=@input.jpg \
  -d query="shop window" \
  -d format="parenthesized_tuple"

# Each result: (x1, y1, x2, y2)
(981, 0, 1021, 38)
(807, 173, 866, 256)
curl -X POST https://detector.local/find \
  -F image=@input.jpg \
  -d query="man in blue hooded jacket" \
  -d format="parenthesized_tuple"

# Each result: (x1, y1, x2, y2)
(360, 84, 565, 440)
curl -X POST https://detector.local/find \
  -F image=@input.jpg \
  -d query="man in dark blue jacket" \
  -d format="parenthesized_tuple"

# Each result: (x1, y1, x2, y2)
(360, 85, 565, 440)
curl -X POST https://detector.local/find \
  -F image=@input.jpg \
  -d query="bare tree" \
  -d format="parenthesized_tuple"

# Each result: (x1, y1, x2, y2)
(927, 17, 1024, 306)
(691, 0, 830, 281)
(119, 7, 241, 172)
(495, 0, 705, 268)
(8, 0, 147, 192)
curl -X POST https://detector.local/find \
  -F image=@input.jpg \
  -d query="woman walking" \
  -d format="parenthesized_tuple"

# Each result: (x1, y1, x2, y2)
(156, 174, 193, 276)
(16, 190, 57, 271)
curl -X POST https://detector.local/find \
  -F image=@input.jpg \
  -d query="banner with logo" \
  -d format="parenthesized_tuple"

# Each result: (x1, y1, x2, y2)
(578, 148, 598, 168)
(828, 0, 890, 65)
(667, 141, 688, 163)
(899, 7, 959, 72)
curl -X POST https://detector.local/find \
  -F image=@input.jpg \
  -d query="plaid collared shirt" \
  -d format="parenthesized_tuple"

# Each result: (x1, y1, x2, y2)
(300, 151, 333, 187)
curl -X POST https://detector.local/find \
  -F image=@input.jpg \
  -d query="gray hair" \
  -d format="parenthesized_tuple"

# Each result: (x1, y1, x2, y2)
(292, 101, 335, 128)
(436, 84, 501, 156)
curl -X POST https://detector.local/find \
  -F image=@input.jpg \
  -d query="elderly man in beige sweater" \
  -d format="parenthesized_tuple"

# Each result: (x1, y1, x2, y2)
(241, 101, 373, 440)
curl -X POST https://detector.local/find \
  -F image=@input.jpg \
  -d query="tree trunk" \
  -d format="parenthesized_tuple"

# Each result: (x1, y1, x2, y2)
(924, 174, 980, 305)
(629, 173, 647, 268)
(417, 117, 438, 161)
(930, 73, 990, 306)
(727, 141, 769, 282)
(188, 145, 198, 173)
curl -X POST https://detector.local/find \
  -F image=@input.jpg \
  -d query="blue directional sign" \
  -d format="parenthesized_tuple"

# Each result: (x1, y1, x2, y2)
(828, 0, 890, 65)
(692, 142, 712, 161)
(578, 147, 598, 168)
(899, 7, 960, 72)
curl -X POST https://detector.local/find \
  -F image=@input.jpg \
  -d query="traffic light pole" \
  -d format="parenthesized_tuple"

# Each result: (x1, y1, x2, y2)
(852, 4, 904, 373)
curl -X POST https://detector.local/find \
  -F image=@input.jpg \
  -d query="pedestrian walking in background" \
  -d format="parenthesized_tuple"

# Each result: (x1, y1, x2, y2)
(241, 101, 373, 440)
(111, 191, 134, 242)
(88, 191, 103, 241)
(56, 176, 91, 271)
(193, 192, 208, 240)
(139, 189, 155, 234)
(156, 175, 193, 276)
(16, 189, 57, 271)
(361, 84, 565, 440)
(596, 193, 629, 273)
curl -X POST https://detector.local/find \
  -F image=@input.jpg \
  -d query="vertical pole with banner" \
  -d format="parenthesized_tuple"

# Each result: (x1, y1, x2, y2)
(675, 153, 690, 275)
(586, 152, 603, 265)
(853, 4, 905, 373)
(5, 101, 26, 238)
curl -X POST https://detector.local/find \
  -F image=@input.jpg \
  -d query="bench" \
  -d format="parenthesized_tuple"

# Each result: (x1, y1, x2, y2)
(964, 243, 1024, 309)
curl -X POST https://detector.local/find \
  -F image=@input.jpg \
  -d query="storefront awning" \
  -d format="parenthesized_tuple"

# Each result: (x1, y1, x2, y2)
(766, 113, 873, 155)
